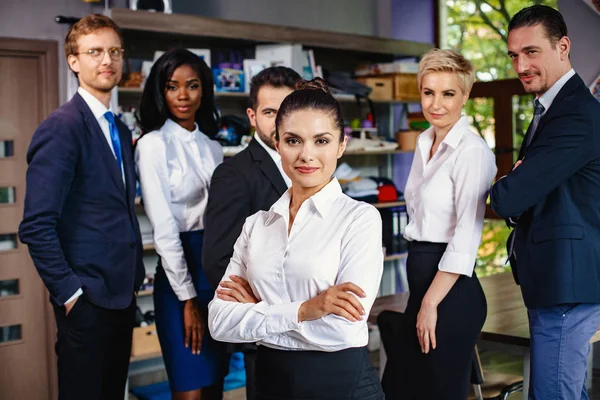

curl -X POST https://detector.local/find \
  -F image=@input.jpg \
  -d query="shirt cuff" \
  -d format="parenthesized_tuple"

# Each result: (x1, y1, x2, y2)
(65, 288, 83, 305)
(438, 251, 475, 277)
(173, 282, 198, 302)
(266, 301, 303, 333)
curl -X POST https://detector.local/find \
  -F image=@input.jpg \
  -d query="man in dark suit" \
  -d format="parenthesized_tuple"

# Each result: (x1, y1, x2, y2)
(18, 15, 144, 400)
(491, 6, 600, 399)
(203, 66, 301, 400)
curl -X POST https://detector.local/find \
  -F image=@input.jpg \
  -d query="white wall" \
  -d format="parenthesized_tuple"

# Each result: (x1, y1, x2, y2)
(173, 0, 392, 38)
(0, 0, 398, 104)
(0, 0, 111, 104)
(559, 0, 600, 85)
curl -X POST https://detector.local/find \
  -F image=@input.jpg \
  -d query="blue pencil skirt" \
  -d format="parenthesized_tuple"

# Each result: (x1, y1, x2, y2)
(153, 229, 228, 392)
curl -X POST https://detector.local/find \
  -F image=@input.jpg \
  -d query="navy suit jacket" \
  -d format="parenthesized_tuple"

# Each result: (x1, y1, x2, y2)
(19, 93, 145, 309)
(202, 138, 288, 289)
(491, 73, 600, 309)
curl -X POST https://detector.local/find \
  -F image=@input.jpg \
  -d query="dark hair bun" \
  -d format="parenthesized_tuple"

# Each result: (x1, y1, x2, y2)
(295, 77, 330, 94)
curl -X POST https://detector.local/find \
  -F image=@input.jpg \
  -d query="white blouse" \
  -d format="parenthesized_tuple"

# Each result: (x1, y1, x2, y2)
(208, 178, 383, 352)
(135, 119, 223, 301)
(403, 116, 497, 277)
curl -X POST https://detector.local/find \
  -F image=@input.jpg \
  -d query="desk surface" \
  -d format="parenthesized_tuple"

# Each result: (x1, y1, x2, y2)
(369, 271, 600, 347)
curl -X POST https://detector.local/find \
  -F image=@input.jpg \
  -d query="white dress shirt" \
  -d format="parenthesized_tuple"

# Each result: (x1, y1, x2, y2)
(254, 133, 292, 188)
(537, 68, 575, 116)
(403, 116, 497, 276)
(208, 178, 383, 352)
(66, 87, 124, 305)
(135, 119, 223, 301)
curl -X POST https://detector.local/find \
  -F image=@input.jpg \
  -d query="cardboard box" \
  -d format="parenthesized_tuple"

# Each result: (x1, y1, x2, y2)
(357, 76, 394, 101)
(131, 325, 161, 359)
(393, 73, 420, 102)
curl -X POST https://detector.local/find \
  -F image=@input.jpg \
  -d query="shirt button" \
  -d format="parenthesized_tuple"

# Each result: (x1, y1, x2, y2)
(277, 273, 282, 278)
(284, 251, 289, 257)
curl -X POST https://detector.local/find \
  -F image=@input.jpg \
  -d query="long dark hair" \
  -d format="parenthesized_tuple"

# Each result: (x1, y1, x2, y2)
(137, 47, 219, 138)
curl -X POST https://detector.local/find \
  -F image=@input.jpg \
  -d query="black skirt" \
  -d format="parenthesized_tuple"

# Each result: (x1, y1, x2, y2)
(383, 241, 487, 400)
(255, 345, 384, 400)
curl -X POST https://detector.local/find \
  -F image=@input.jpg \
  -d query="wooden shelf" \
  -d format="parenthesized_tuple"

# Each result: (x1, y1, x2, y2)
(373, 201, 406, 209)
(130, 350, 162, 363)
(143, 243, 155, 251)
(137, 289, 153, 297)
(118, 87, 407, 104)
(109, 8, 432, 57)
(384, 253, 408, 262)
(222, 147, 410, 158)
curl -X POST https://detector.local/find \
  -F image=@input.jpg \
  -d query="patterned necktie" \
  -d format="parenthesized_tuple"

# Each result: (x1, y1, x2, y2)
(526, 99, 545, 147)
(103, 111, 123, 175)
(507, 99, 546, 263)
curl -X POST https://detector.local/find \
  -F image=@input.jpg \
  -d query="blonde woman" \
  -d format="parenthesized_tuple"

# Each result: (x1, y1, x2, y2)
(384, 49, 497, 399)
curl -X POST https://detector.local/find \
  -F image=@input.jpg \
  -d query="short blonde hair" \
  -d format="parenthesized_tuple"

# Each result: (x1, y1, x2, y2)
(417, 49, 475, 94)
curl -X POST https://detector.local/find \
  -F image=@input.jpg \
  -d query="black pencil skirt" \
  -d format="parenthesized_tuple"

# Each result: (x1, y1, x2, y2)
(255, 345, 384, 400)
(383, 241, 487, 400)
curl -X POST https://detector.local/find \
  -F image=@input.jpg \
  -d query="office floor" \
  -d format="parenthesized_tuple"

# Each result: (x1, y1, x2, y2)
(129, 350, 600, 400)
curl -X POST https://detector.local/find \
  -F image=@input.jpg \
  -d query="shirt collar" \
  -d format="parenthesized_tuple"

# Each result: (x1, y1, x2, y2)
(537, 68, 575, 111)
(418, 115, 469, 152)
(77, 87, 111, 121)
(254, 133, 281, 162)
(162, 118, 199, 142)
(270, 178, 343, 221)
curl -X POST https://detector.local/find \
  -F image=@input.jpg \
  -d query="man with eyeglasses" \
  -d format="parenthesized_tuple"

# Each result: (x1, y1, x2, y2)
(18, 14, 144, 400)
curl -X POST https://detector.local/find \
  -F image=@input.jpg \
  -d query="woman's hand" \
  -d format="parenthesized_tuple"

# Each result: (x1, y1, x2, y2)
(183, 297, 205, 355)
(298, 282, 366, 323)
(416, 302, 437, 354)
(216, 275, 259, 304)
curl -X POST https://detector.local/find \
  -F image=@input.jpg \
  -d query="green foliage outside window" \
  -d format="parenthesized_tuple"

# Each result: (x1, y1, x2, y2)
(444, 0, 557, 276)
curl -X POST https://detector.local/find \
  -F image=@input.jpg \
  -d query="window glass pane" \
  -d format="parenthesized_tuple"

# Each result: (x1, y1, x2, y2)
(0, 234, 17, 251)
(476, 219, 511, 277)
(465, 97, 495, 150)
(0, 141, 14, 158)
(0, 187, 16, 204)
(0, 279, 19, 297)
(513, 94, 535, 162)
(0, 324, 21, 344)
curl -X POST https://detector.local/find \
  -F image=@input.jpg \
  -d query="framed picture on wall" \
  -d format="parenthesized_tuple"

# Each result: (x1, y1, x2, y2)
(130, 0, 172, 14)
(582, 0, 600, 16)
(590, 73, 600, 103)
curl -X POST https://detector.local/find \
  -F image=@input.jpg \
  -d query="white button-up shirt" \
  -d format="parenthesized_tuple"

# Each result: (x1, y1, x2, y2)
(403, 116, 497, 276)
(208, 178, 383, 352)
(135, 119, 223, 300)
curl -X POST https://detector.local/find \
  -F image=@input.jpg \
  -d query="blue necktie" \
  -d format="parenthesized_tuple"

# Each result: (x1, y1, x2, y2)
(103, 111, 123, 175)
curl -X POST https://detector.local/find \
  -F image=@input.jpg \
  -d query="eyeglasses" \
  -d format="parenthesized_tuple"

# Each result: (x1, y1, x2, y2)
(75, 47, 124, 62)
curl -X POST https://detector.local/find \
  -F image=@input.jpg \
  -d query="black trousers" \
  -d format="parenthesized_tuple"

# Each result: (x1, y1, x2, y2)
(52, 294, 136, 400)
(383, 242, 487, 400)
(244, 348, 257, 400)
(256, 345, 383, 400)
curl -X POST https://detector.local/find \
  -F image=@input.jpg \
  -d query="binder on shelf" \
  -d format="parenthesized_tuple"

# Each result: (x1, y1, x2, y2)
(380, 204, 409, 256)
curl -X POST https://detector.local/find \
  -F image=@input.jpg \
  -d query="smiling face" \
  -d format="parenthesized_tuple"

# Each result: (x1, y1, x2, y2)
(276, 108, 346, 194)
(164, 64, 202, 131)
(67, 27, 123, 99)
(507, 24, 571, 96)
(420, 71, 469, 134)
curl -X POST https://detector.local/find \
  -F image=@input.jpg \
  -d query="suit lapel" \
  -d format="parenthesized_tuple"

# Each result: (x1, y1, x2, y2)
(248, 139, 288, 196)
(526, 73, 584, 150)
(74, 94, 126, 199)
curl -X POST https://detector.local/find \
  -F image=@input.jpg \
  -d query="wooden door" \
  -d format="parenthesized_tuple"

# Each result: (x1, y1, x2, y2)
(0, 37, 59, 400)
